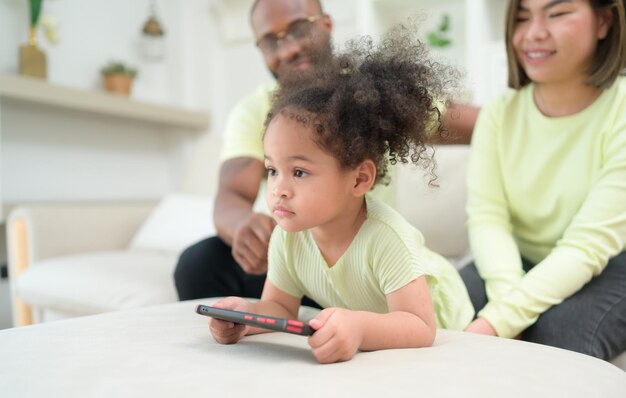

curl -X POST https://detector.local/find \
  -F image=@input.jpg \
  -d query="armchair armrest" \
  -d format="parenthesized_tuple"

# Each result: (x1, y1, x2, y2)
(7, 202, 155, 266)
(6, 202, 156, 326)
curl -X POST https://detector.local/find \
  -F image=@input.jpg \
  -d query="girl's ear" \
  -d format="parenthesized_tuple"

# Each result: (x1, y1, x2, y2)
(352, 159, 376, 196)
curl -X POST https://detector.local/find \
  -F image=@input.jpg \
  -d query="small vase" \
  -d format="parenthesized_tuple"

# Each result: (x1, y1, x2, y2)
(19, 26, 47, 79)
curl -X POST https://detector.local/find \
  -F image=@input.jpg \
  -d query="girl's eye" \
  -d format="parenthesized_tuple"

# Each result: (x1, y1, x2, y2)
(294, 169, 307, 178)
(266, 167, 277, 177)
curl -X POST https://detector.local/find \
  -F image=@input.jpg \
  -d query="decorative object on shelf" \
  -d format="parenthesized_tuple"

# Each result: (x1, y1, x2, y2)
(140, 0, 166, 62)
(427, 14, 452, 48)
(19, 0, 47, 79)
(100, 61, 138, 96)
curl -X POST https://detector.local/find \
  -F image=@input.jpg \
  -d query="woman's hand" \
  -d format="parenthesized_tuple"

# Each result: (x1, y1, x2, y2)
(307, 308, 364, 364)
(208, 297, 251, 344)
(465, 317, 497, 336)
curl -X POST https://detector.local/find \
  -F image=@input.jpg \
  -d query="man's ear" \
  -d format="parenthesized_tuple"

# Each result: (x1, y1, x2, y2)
(352, 160, 376, 196)
(321, 14, 333, 34)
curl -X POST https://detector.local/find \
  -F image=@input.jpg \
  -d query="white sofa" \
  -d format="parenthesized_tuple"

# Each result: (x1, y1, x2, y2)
(6, 143, 626, 370)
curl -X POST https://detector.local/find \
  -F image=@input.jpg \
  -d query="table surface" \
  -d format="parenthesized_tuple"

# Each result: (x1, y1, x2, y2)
(1, 299, 625, 398)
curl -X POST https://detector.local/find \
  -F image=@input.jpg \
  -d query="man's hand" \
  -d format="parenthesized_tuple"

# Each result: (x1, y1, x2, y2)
(214, 157, 274, 274)
(231, 213, 276, 274)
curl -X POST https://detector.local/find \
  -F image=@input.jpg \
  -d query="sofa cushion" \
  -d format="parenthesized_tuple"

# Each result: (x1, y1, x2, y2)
(15, 250, 179, 316)
(395, 146, 470, 260)
(129, 193, 216, 255)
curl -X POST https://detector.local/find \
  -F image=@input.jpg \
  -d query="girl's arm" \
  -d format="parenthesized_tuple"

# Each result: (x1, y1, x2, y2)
(308, 277, 436, 364)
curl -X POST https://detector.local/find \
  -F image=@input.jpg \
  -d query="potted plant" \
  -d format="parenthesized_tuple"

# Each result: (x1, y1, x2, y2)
(20, 0, 59, 79)
(100, 61, 138, 96)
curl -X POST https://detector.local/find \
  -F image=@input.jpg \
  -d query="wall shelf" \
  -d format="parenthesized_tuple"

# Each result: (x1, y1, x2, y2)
(0, 74, 210, 131)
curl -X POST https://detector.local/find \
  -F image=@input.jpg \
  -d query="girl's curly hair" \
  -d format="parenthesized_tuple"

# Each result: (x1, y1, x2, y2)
(266, 24, 460, 185)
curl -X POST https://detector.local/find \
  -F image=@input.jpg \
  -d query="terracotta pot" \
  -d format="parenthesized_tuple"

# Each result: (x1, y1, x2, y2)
(103, 74, 134, 96)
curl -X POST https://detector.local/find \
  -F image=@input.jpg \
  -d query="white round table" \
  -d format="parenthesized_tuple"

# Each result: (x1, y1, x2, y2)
(0, 299, 624, 397)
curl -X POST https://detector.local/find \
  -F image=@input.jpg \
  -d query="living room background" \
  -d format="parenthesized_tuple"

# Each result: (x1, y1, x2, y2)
(0, 0, 507, 329)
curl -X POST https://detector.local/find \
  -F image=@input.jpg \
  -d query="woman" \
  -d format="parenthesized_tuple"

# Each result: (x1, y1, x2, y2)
(461, 0, 626, 361)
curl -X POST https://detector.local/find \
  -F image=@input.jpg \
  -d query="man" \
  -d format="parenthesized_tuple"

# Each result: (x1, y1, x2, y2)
(174, 0, 479, 302)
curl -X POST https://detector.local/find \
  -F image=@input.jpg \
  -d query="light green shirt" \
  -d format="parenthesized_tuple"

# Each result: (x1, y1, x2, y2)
(467, 77, 626, 338)
(268, 195, 474, 330)
(219, 82, 396, 208)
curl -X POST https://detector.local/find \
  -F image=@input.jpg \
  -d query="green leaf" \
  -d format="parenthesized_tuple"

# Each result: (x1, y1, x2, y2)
(427, 32, 451, 48)
(439, 14, 450, 33)
(100, 61, 138, 77)
(29, 0, 43, 27)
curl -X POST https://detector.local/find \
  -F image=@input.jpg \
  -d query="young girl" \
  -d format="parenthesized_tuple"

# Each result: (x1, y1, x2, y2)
(208, 27, 474, 364)
(461, 0, 626, 361)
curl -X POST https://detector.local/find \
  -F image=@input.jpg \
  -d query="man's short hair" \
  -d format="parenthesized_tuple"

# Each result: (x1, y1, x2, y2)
(250, 0, 324, 19)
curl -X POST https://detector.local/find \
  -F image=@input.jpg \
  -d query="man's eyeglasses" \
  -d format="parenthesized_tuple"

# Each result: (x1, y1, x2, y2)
(256, 15, 323, 55)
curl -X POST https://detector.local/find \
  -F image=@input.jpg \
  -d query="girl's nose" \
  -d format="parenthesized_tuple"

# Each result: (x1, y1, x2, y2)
(272, 178, 292, 198)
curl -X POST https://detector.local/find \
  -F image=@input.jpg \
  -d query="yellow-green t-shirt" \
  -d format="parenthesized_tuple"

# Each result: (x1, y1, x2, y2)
(267, 195, 475, 330)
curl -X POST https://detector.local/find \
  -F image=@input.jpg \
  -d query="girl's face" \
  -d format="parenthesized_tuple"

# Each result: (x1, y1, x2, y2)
(263, 114, 359, 233)
(512, 0, 611, 85)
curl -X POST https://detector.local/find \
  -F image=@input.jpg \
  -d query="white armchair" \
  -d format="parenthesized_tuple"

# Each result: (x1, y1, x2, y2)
(6, 130, 223, 327)
(7, 194, 216, 326)
(8, 203, 153, 325)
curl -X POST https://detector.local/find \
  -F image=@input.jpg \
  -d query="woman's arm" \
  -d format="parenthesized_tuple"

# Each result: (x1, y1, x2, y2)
(479, 118, 626, 338)
(467, 100, 525, 302)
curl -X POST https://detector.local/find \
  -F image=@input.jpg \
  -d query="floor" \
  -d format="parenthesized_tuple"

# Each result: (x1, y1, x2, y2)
(0, 278, 13, 329)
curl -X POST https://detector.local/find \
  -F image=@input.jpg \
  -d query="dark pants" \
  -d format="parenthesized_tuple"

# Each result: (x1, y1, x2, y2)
(460, 251, 626, 361)
(174, 236, 321, 308)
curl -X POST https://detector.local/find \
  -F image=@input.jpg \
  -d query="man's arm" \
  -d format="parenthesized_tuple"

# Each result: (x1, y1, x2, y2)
(432, 103, 480, 145)
(214, 157, 276, 274)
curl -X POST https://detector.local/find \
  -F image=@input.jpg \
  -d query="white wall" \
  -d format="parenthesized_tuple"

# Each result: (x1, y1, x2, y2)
(0, 0, 218, 204)
(0, 0, 367, 128)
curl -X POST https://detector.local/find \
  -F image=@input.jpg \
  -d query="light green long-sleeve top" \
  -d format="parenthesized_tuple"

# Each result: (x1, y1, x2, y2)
(467, 77, 626, 338)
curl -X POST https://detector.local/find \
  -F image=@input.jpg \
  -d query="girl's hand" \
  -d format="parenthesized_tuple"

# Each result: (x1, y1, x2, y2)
(307, 308, 364, 364)
(465, 317, 497, 336)
(208, 297, 251, 344)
